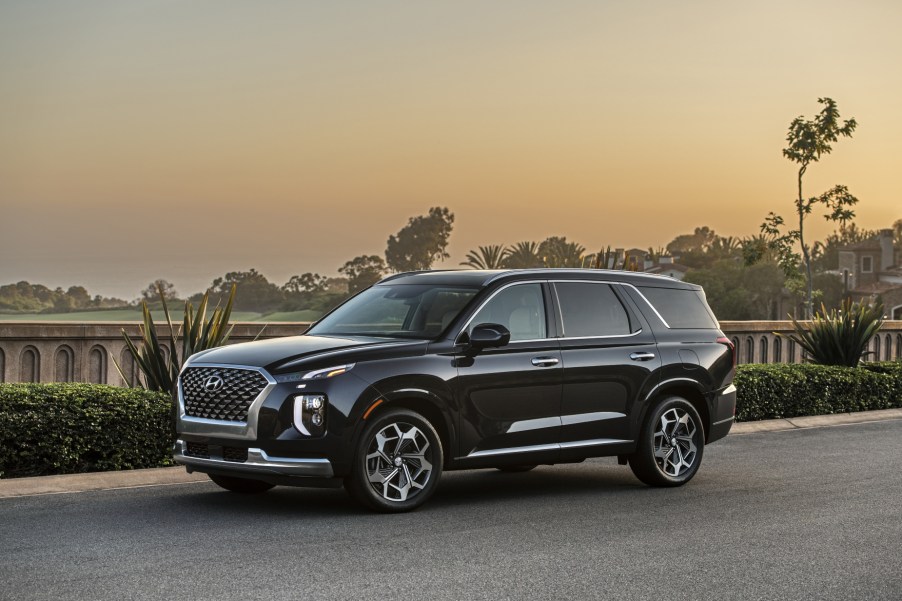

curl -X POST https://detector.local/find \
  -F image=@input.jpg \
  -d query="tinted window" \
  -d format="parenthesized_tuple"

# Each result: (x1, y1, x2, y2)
(636, 286, 718, 329)
(555, 282, 631, 337)
(308, 285, 478, 338)
(468, 283, 546, 341)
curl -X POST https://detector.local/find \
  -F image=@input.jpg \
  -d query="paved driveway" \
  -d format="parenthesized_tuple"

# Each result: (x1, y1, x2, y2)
(1, 420, 900, 600)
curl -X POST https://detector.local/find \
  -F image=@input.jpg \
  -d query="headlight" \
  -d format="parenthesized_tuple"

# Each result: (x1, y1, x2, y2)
(294, 394, 328, 436)
(301, 363, 355, 380)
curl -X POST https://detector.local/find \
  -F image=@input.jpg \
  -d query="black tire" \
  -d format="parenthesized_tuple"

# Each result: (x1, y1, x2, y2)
(629, 396, 705, 487)
(208, 474, 275, 494)
(345, 408, 443, 513)
(495, 465, 538, 473)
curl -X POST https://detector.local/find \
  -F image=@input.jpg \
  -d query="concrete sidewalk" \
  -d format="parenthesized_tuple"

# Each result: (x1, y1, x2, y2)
(2, 407, 901, 499)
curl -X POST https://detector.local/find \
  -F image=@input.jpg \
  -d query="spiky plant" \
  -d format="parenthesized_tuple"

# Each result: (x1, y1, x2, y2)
(778, 298, 884, 367)
(460, 245, 509, 269)
(114, 283, 238, 392)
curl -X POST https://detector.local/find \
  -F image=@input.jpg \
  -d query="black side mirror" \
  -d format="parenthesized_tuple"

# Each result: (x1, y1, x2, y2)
(468, 323, 511, 349)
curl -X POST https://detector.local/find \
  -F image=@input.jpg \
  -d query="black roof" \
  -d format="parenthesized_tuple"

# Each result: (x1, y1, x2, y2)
(378, 269, 699, 290)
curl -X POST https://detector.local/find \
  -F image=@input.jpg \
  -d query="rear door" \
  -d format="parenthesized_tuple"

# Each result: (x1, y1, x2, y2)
(553, 281, 660, 453)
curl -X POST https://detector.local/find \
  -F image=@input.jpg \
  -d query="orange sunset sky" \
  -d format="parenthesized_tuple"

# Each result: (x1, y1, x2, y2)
(1, 1, 900, 299)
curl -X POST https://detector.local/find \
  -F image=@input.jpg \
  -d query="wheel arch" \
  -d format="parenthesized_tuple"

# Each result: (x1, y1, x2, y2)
(643, 379, 711, 442)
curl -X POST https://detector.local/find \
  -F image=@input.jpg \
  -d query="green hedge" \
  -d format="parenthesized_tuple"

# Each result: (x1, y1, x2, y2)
(0, 383, 173, 478)
(734, 362, 902, 422)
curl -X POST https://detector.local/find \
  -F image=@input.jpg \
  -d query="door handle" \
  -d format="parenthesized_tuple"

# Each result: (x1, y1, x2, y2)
(630, 352, 656, 361)
(531, 356, 560, 367)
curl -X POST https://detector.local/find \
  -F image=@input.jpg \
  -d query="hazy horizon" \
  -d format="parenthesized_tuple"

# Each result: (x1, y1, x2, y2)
(2, 1, 901, 299)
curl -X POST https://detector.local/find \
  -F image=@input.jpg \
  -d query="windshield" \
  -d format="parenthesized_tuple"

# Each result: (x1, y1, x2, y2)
(308, 284, 480, 339)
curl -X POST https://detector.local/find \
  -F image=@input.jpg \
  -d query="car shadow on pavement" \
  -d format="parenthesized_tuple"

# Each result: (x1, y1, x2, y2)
(173, 460, 647, 517)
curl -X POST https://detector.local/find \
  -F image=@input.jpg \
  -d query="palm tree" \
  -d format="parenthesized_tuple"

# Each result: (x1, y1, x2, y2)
(503, 241, 543, 268)
(460, 245, 509, 269)
(538, 236, 586, 268)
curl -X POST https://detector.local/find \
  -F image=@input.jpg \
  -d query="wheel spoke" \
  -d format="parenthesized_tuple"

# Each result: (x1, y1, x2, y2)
(365, 420, 434, 503)
(653, 407, 699, 478)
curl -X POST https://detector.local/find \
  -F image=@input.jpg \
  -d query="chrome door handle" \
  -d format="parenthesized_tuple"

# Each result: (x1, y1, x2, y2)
(531, 356, 560, 367)
(630, 352, 656, 361)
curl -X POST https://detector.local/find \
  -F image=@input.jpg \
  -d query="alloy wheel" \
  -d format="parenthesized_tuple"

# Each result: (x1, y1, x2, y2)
(365, 422, 434, 502)
(653, 407, 698, 477)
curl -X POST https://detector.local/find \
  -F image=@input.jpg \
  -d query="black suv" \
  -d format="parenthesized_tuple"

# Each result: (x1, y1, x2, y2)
(174, 269, 736, 511)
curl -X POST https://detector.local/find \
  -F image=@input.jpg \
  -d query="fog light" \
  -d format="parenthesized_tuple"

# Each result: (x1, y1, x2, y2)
(294, 394, 327, 436)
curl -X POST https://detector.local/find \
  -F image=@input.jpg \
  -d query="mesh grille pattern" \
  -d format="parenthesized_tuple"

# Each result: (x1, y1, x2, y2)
(223, 447, 249, 463)
(186, 442, 209, 458)
(181, 367, 268, 422)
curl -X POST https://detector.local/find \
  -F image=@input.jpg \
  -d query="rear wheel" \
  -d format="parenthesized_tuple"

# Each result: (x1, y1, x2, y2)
(629, 396, 704, 487)
(345, 408, 443, 512)
(208, 474, 275, 494)
(495, 465, 537, 473)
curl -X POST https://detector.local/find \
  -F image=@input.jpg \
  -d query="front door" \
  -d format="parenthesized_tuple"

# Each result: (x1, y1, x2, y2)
(454, 282, 562, 462)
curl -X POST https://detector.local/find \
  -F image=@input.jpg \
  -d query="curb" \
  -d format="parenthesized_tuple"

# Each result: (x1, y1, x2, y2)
(2, 408, 902, 499)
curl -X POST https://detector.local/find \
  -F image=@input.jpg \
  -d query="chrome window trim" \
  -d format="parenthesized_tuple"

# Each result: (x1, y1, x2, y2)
(458, 280, 552, 342)
(622, 283, 672, 328)
(177, 362, 277, 441)
(550, 280, 643, 339)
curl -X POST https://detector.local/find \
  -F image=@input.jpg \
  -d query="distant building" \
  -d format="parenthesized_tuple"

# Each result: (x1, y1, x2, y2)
(839, 229, 902, 319)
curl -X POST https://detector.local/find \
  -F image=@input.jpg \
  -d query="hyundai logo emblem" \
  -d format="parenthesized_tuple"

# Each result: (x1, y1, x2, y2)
(203, 375, 225, 392)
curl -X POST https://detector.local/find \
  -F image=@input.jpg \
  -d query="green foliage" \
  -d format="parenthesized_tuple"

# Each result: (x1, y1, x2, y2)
(778, 299, 884, 367)
(339, 255, 387, 293)
(684, 259, 788, 320)
(537, 236, 586, 268)
(385, 207, 455, 272)
(760, 97, 858, 318)
(0, 281, 128, 313)
(0, 383, 173, 478)
(734, 362, 902, 422)
(503, 241, 543, 268)
(461, 245, 508, 269)
(206, 268, 283, 312)
(114, 284, 237, 392)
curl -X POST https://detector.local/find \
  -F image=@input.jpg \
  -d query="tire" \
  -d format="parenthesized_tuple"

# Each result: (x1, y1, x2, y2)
(345, 408, 443, 513)
(208, 474, 275, 494)
(629, 396, 705, 487)
(495, 465, 537, 473)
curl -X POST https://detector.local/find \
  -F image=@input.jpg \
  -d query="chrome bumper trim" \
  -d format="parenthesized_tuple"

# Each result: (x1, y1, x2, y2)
(173, 440, 334, 478)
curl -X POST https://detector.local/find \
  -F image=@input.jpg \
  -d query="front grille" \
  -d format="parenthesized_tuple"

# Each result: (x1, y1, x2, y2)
(180, 367, 269, 422)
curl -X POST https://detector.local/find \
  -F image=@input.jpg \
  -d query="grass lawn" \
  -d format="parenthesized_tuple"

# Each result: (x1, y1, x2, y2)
(0, 309, 320, 322)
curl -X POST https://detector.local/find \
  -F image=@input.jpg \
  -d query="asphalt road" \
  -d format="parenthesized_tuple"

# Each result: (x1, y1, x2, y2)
(1, 420, 901, 601)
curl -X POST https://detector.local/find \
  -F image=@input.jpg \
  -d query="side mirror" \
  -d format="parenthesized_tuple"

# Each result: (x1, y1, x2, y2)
(468, 323, 511, 349)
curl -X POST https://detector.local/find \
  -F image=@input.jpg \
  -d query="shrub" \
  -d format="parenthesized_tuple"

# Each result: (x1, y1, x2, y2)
(0, 383, 174, 478)
(734, 362, 902, 422)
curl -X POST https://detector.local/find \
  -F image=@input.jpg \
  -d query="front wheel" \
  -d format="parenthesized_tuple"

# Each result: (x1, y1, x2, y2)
(208, 474, 275, 494)
(345, 408, 444, 512)
(629, 397, 704, 487)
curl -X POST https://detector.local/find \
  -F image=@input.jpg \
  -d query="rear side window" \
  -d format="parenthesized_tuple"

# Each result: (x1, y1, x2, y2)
(636, 286, 717, 329)
(554, 282, 632, 337)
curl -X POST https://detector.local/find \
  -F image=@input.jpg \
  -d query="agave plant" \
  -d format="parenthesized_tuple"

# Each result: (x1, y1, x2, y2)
(778, 298, 884, 367)
(114, 283, 238, 392)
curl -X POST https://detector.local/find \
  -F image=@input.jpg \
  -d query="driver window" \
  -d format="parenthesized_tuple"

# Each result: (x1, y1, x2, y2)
(468, 284, 546, 341)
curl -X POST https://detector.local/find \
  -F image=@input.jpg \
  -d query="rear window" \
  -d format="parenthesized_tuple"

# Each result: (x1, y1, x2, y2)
(636, 286, 717, 329)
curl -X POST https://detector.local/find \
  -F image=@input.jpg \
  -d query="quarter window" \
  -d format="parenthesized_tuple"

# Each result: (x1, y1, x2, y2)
(468, 283, 547, 341)
(554, 282, 632, 337)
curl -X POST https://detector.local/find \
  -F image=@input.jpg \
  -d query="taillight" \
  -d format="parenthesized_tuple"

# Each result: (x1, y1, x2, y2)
(716, 336, 736, 367)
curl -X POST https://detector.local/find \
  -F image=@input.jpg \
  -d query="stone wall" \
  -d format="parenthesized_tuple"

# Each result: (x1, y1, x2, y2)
(0, 322, 306, 385)
(1, 320, 901, 385)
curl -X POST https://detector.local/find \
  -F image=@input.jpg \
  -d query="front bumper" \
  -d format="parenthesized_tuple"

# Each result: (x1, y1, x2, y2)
(173, 439, 334, 478)
(708, 383, 736, 443)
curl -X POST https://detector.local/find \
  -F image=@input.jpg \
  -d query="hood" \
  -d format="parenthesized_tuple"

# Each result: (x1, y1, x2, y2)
(187, 334, 423, 373)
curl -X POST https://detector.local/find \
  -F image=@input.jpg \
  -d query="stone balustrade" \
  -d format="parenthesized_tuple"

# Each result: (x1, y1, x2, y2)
(1, 320, 900, 385)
